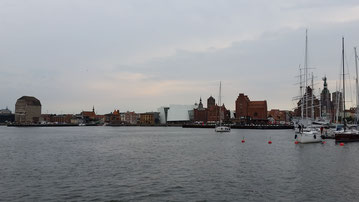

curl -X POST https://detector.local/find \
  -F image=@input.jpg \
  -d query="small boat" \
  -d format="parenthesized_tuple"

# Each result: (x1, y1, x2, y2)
(215, 81, 230, 133)
(215, 126, 231, 132)
(297, 129, 322, 143)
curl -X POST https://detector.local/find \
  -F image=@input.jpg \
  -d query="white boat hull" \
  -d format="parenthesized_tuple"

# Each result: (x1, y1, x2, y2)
(215, 126, 231, 132)
(296, 131, 322, 143)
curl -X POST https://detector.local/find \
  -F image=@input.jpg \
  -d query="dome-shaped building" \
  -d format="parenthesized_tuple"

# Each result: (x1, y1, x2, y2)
(15, 96, 42, 123)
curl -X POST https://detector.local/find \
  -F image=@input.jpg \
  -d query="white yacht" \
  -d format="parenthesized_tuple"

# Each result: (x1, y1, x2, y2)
(215, 81, 230, 133)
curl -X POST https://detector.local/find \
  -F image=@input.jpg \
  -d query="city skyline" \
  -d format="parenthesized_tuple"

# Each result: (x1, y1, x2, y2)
(1, 1, 359, 114)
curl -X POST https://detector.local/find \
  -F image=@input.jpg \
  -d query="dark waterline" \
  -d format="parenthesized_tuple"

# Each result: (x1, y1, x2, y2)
(1, 126, 359, 201)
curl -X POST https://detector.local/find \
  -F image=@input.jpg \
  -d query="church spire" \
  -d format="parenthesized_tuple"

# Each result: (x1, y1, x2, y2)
(198, 97, 204, 110)
(323, 76, 328, 89)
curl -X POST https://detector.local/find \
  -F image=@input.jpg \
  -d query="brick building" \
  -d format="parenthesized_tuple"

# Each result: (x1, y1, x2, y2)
(268, 109, 288, 124)
(294, 86, 320, 119)
(235, 93, 267, 124)
(81, 106, 97, 123)
(193, 96, 230, 124)
(104, 109, 121, 124)
(41, 114, 73, 124)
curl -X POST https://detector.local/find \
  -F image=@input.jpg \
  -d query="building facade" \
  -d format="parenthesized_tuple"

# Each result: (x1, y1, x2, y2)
(15, 96, 42, 124)
(193, 96, 230, 124)
(294, 87, 320, 119)
(320, 77, 332, 119)
(235, 93, 267, 124)
(0, 107, 14, 123)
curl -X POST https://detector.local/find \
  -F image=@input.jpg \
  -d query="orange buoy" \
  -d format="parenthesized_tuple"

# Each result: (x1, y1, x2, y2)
(295, 141, 299, 144)
(268, 140, 272, 144)
(340, 142, 344, 146)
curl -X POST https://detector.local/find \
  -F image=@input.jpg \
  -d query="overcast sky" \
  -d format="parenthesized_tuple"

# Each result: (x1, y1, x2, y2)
(1, 0, 359, 114)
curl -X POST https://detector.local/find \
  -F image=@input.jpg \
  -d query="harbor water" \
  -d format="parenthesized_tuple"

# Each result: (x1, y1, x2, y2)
(1, 126, 359, 201)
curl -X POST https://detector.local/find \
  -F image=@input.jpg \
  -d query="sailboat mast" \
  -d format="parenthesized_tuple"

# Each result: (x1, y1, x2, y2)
(218, 81, 222, 125)
(300, 66, 304, 119)
(342, 37, 346, 129)
(355, 47, 359, 125)
(311, 73, 314, 120)
(305, 29, 309, 119)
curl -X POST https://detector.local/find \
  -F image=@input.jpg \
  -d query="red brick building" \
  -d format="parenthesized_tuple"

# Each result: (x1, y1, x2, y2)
(268, 109, 287, 124)
(104, 109, 121, 124)
(193, 97, 230, 124)
(235, 93, 267, 124)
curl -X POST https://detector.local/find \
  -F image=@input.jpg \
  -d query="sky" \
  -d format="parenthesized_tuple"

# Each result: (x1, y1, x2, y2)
(1, 0, 359, 114)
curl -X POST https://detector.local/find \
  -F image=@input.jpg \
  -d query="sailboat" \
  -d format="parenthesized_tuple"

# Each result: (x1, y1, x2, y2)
(295, 30, 322, 143)
(215, 81, 231, 132)
(334, 38, 359, 142)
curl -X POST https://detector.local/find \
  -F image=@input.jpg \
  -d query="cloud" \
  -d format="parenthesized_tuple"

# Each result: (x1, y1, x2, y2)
(1, 0, 359, 114)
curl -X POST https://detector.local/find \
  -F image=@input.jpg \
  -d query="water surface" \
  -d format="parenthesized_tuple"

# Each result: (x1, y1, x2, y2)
(1, 126, 359, 201)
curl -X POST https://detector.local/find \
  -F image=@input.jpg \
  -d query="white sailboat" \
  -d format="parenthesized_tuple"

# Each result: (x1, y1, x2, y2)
(215, 81, 231, 132)
(295, 29, 322, 143)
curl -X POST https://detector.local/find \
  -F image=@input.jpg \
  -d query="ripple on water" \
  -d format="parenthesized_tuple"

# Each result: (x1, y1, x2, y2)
(1, 127, 359, 201)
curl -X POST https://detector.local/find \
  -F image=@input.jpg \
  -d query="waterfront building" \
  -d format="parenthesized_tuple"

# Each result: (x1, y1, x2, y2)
(124, 111, 138, 124)
(268, 109, 288, 124)
(207, 96, 215, 109)
(0, 107, 14, 123)
(104, 110, 121, 124)
(80, 106, 97, 123)
(294, 87, 320, 120)
(193, 97, 230, 124)
(15, 96, 42, 124)
(158, 107, 170, 124)
(193, 98, 208, 123)
(41, 114, 73, 124)
(0, 107, 11, 115)
(166, 104, 196, 124)
(235, 93, 267, 124)
(320, 77, 332, 120)
(139, 112, 160, 125)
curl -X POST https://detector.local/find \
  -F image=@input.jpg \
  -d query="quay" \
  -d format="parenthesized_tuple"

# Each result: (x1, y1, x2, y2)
(182, 124, 294, 129)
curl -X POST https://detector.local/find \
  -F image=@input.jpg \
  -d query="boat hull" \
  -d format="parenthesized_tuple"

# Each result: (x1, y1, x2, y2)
(296, 131, 322, 143)
(215, 126, 231, 132)
(335, 132, 359, 142)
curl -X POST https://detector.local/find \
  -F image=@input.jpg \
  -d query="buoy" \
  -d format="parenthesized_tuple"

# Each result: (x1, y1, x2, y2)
(295, 141, 299, 144)
(321, 141, 326, 144)
(268, 140, 272, 144)
(241, 138, 245, 143)
(340, 142, 344, 146)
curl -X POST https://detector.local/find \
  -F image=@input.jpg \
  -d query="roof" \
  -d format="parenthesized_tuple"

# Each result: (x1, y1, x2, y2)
(81, 111, 96, 117)
(249, 101, 267, 106)
(17, 96, 41, 106)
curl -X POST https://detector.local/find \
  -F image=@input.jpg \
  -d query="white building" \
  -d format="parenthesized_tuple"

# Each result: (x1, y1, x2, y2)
(158, 104, 196, 124)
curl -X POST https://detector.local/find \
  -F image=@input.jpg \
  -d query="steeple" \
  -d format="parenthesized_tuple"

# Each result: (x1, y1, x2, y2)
(323, 76, 328, 89)
(92, 105, 95, 112)
(198, 97, 204, 110)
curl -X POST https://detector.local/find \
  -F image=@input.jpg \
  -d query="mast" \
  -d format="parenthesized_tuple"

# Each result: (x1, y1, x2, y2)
(311, 72, 314, 120)
(342, 37, 346, 130)
(300, 66, 304, 119)
(355, 47, 359, 125)
(305, 29, 309, 119)
(218, 81, 222, 126)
